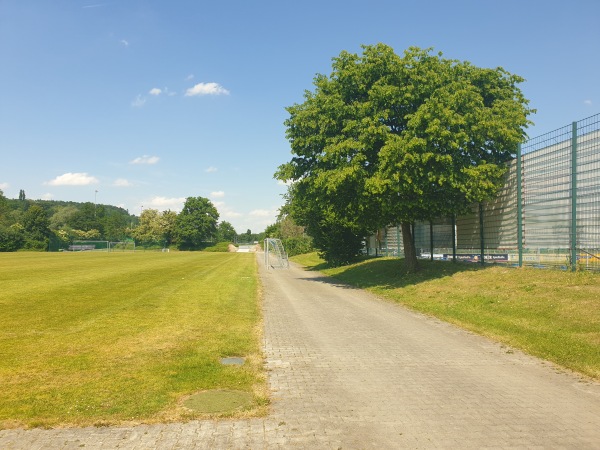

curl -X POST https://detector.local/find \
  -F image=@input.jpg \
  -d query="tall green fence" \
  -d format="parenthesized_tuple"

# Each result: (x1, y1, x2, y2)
(369, 113, 600, 271)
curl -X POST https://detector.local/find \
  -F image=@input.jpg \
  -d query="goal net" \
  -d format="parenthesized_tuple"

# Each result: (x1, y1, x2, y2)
(264, 238, 289, 269)
(108, 241, 136, 252)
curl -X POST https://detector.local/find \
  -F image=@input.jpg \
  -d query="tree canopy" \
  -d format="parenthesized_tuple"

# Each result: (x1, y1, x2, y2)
(216, 221, 237, 243)
(175, 196, 219, 250)
(277, 44, 534, 270)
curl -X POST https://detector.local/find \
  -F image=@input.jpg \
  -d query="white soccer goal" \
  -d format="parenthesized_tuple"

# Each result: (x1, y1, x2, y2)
(264, 238, 289, 269)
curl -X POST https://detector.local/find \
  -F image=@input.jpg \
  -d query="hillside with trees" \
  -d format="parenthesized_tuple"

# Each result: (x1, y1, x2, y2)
(0, 191, 247, 252)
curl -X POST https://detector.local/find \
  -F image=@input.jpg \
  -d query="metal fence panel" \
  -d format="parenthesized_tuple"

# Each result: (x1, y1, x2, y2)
(370, 113, 600, 271)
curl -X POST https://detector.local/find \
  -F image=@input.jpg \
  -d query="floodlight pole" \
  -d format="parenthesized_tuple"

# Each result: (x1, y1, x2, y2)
(94, 190, 98, 217)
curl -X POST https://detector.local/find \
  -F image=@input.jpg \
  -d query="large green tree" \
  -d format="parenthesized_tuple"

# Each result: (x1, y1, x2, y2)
(22, 204, 50, 250)
(216, 221, 237, 243)
(0, 189, 8, 223)
(0, 190, 23, 251)
(160, 210, 178, 247)
(175, 197, 219, 250)
(277, 44, 533, 270)
(132, 209, 177, 247)
(132, 209, 164, 246)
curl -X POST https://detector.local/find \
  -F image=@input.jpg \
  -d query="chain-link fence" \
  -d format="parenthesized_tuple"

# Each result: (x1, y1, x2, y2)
(367, 113, 600, 271)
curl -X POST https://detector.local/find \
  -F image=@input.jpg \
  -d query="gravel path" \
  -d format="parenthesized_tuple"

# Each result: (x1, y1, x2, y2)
(1, 254, 599, 448)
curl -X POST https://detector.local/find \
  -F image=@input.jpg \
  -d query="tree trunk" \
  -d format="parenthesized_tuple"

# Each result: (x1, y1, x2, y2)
(401, 221, 419, 272)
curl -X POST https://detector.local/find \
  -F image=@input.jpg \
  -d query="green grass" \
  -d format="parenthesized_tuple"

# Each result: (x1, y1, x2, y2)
(0, 252, 267, 429)
(291, 253, 600, 380)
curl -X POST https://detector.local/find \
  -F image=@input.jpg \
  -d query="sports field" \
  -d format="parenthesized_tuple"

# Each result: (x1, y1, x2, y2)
(0, 252, 267, 429)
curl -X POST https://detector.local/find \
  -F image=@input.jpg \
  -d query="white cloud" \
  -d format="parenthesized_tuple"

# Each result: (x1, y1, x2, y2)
(185, 82, 230, 97)
(220, 208, 243, 219)
(46, 172, 99, 186)
(584, 99, 593, 105)
(186, 74, 194, 81)
(205, 166, 218, 173)
(120, 39, 129, 47)
(144, 196, 186, 212)
(113, 178, 133, 187)
(210, 191, 225, 198)
(131, 94, 146, 107)
(249, 209, 273, 217)
(130, 155, 160, 165)
(0, 182, 9, 190)
(41, 193, 54, 200)
(149, 88, 162, 96)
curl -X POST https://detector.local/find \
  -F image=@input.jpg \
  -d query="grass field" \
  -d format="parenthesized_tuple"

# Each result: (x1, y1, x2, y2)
(0, 251, 267, 429)
(292, 253, 600, 380)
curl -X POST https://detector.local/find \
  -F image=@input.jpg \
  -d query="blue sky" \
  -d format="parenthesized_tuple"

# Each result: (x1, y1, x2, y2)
(1, 0, 598, 233)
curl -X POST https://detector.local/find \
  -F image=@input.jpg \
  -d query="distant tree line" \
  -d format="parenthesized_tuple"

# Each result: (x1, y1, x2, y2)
(0, 191, 252, 252)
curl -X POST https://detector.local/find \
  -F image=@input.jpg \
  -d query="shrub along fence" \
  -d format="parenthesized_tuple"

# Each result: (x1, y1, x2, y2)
(368, 113, 600, 271)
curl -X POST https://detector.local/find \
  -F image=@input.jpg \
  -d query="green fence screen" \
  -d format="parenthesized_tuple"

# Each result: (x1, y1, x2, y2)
(368, 113, 600, 271)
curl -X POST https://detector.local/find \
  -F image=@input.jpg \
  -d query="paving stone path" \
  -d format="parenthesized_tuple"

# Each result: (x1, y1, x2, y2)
(1, 254, 599, 448)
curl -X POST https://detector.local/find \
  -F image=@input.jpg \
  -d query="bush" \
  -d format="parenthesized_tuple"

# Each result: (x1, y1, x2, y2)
(282, 236, 313, 257)
(202, 242, 232, 252)
(0, 225, 24, 252)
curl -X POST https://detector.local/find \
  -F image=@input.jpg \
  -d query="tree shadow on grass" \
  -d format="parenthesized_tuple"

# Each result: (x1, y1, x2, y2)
(298, 257, 495, 291)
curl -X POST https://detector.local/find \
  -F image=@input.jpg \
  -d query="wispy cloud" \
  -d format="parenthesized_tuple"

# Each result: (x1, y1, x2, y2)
(130, 155, 159, 165)
(249, 209, 274, 217)
(185, 82, 230, 97)
(205, 166, 218, 173)
(144, 196, 186, 212)
(219, 206, 243, 219)
(131, 94, 146, 108)
(46, 172, 99, 186)
(113, 178, 133, 187)
(186, 74, 194, 81)
(584, 99, 593, 105)
(149, 88, 162, 96)
(210, 191, 225, 198)
(83, 3, 107, 8)
(0, 182, 9, 190)
(41, 193, 54, 200)
(120, 39, 129, 47)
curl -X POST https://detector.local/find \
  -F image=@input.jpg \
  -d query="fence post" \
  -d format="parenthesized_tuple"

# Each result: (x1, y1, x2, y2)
(451, 215, 456, 262)
(429, 221, 434, 261)
(571, 121, 578, 271)
(517, 144, 523, 268)
(396, 224, 401, 257)
(479, 202, 485, 266)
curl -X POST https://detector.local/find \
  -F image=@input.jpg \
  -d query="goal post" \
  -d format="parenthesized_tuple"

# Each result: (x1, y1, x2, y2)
(264, 238, 289, 269)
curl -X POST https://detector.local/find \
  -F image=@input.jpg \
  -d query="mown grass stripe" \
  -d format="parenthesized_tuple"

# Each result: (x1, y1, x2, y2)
(0, 252, 266, 428)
